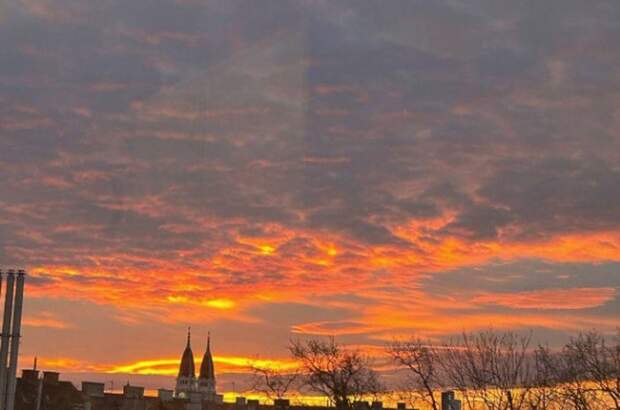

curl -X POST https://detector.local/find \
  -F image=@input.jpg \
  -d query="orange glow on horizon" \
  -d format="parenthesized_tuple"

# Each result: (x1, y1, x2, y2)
(108, 356, 299, 376)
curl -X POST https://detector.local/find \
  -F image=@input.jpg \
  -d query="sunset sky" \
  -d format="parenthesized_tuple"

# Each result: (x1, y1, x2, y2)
(1, 0, 620, 393)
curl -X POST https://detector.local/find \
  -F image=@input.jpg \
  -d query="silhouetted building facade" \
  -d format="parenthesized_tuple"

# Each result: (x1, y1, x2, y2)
(18, 368, 411, 410)
(15, 369, 85, 410)
(175, 330, 217, 402)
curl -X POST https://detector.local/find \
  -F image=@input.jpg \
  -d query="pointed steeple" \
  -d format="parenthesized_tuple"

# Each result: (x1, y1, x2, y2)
(199, 331, 215, 381)
(178, 327, 195, 379)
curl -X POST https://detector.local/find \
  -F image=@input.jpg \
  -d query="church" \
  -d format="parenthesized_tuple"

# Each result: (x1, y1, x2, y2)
(175, 329, 217, 401)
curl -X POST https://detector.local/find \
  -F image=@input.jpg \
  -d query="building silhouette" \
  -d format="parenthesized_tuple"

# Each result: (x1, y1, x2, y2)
(175, 329, 196, 398)
(175, 329, 217, 401)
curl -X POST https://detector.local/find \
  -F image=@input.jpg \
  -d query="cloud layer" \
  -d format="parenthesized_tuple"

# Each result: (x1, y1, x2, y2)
(1, 0, 619, 385)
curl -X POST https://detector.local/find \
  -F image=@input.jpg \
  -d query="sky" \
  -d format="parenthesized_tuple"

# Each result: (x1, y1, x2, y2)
(1, 0, 620, 393)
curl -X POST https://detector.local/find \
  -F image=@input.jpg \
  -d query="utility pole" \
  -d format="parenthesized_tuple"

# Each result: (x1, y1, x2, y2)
(35, 375, 43, 410)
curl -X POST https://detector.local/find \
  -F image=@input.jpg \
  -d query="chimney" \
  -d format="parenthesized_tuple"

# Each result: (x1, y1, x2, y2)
(0, 270, 15, 410)
(42, 372, 59, 384)
(5, 270, 25, 410)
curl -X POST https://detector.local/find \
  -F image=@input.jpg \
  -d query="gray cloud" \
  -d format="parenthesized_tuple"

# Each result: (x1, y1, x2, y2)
(1, 0, 619, 340)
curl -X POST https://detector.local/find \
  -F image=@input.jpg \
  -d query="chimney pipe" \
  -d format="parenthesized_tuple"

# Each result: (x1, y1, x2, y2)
(5, 270, 25, 410)
(0, 271, 15, 410)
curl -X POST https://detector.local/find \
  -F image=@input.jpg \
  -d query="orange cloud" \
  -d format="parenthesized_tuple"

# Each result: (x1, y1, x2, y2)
(471, 288, 617, 310)
(25, 225, 620, 331)
(23, 312, 71, 329)
(292, 320, 381, 336)
(203, 298, 236, 310)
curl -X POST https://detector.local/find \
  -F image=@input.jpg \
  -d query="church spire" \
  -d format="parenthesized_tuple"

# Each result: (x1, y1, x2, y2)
(177, 327, 195, 379)
(199, 331, 215, 381)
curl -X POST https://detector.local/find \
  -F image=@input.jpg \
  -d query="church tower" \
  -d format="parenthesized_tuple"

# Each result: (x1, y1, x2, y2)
(198, 332, 216, 399)
(175, 328, 196, 398)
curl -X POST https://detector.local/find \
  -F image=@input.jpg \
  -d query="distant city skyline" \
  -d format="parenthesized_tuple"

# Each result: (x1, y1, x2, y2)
(1, 0, 619, 391)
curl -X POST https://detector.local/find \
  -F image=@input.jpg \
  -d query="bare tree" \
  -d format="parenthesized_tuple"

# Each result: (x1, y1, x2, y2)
(546, 339, 596, 410)
(289, 337, 385, 409)
(387, 338, 441, 410)
(575, 331, 619, 409)
(384, 329, 618, 410)
(558, 331, 619, 410)
(524, 344, 560, 410)
(517, 330, 620, 410)
(439, 330, 534, 410)
(250, 365, 301, 401)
